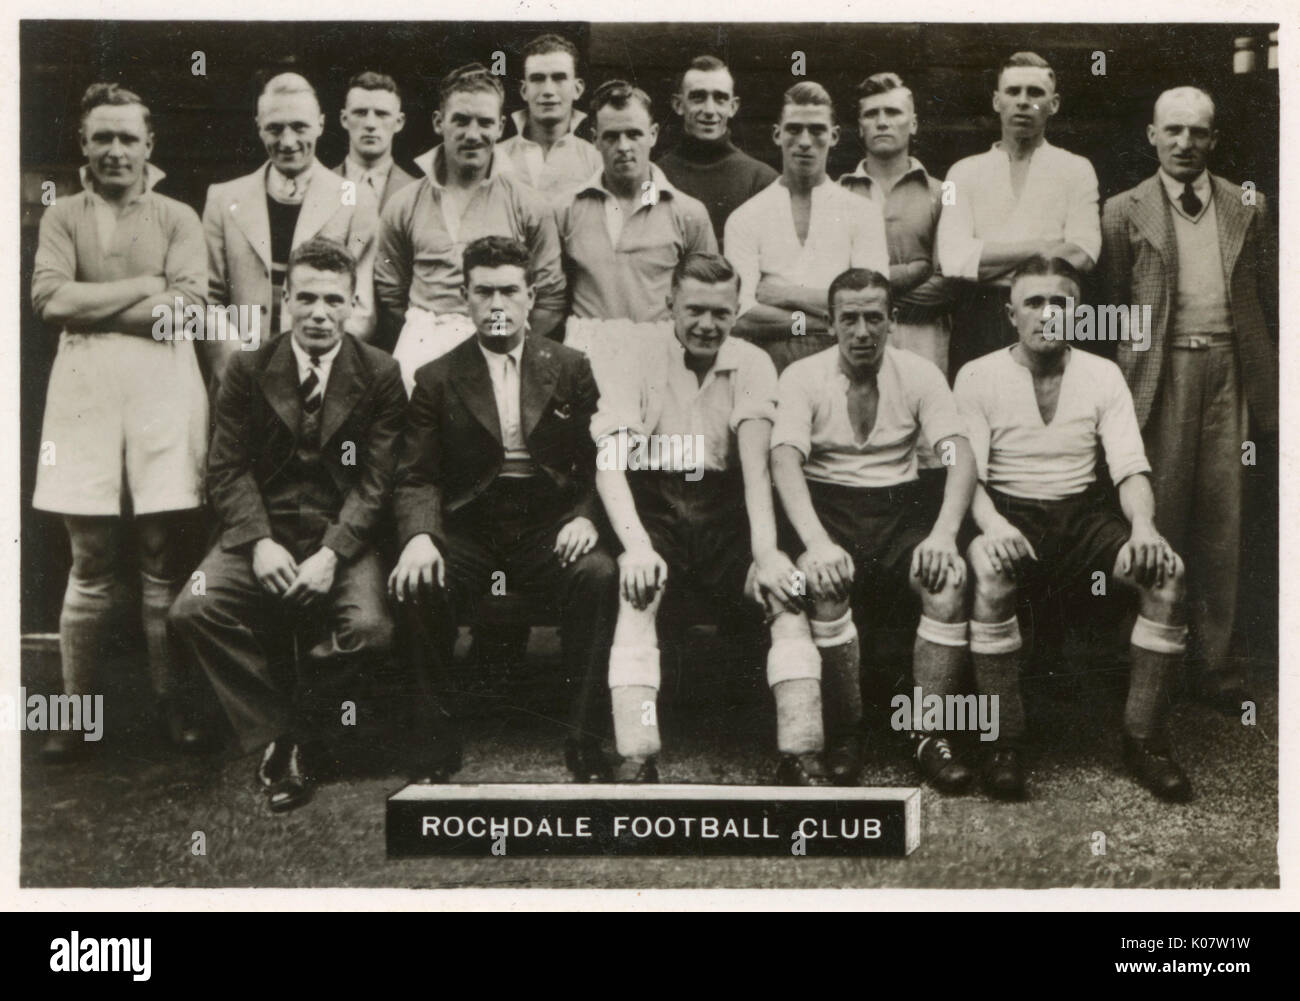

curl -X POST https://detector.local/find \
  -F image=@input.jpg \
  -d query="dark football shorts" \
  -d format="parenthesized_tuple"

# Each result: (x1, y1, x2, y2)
(629, 470, 753, 607)
(779, 477, 932, 599)
(986, 483, 1131, 594)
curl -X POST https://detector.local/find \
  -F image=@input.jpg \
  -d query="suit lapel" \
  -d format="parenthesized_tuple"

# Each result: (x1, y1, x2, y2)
(520, 338, 559, 441)
(228, 168, 272, 271)
(318, 335, 366, 446)
(1210, 174, 1249, 281)
(450, 339, 503, 443)
(293, 161, 343, 247)
(257, 334, 301, 435)
(1129, 174, 1176, 269)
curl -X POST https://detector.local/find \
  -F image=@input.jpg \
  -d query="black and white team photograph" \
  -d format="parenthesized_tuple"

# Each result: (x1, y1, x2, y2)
(6, 3, 1286, 911)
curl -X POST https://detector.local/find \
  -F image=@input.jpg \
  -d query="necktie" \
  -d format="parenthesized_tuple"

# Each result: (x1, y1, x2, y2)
(301, 359, 324, 414)
(502, 354, 520, 445)
(1179, 182, 1203, 218)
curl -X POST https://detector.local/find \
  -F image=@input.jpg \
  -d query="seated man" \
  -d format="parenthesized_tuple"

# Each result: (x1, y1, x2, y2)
(771, 268, 978, 790)
(954, 256, 1190, 802)
(389, 236, 619, 783)
(171, 238, 406, 813)
(593, 252, 801, 782)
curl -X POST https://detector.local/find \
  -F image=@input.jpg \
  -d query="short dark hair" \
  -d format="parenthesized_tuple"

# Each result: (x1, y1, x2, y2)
(463, 236, 532, 285)
(590, 78, 654, 119)
(781, 80, 836, 125)
(287, 236, 357, 291)
(439, 63, 505, 109)
(80, 82, 152, 133)
(998, 51, 1056, 91)
(828, 268, 891, 318)
(671, 252, 741, 295)
(676, 55, 734, 96)
(1009, 255, 1083, 297)
(521, 33, 580, 72)
(346, 71, 401, 105)
(855, 72, 913, 109)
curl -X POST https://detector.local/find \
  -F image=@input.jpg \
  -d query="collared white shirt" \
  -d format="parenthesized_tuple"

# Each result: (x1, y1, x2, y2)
(954, 345, 1151, 502)
(1159, 167, 1212, 222)
(772, 345, 966, 489)
(495, 109, 602, 201)
(343, 155, 393, 198)
(723, 177, 890, 318)
(290, 335, 342, 389)
(936, 139, 1101, 283)
(591, 323, 779, 473)
(266, 164, 309, 204)
(478, 339, 527, 452)
(79, 162, 166, 254)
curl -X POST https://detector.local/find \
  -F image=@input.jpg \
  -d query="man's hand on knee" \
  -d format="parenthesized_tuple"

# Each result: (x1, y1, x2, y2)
(283, 547, 337, 606)
(618, 544, 667, 611)
(973, 517, 1037, 579)
(1117, 519, 1179, 590)
(911, 530, 966, 594)
(388, 533, 445, 605)
(797, 537, 854, 602)
(553, 516, 598, 567)
(252, 538, 298, 596)
(751, 548, 803, 613)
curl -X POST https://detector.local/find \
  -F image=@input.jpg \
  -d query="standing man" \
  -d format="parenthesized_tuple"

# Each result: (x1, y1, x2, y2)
(32, 82, 210, 761)
(936, 52, 1100, 377)
(956, 256, 1191, 801)
(770, 268, 978, 792)
(725, 82, 889, 373)
(204, 73, 373, 383)
(491, 33, 602, 202)
(375, 64, 565, 392)
(556, 79, 715, 392)
(389, 237, 619, 783)
(591, 253, 801, 783)
(170, 238, 405, 813)
(333, 71, 421, 342)
(1102, 87, 1277, 713)
(656, 55, 778, 250)
(839, 72, 953, 376)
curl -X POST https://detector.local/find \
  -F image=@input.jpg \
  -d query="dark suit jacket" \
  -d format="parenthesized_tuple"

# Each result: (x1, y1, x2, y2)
(394, 335, 601, 545)
(1102, 172, 1277, 433)
(207, 332, 407, 561)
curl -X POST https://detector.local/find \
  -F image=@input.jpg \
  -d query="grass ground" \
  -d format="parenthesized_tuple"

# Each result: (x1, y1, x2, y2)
(19, 627, 1278, 890)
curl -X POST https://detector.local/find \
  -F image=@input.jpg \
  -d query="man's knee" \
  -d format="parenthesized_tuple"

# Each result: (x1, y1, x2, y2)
(809, 596, 851, 623)
(167, 587, 206, 636)
(338, 605, 395, 657)
(569, 548, 618, 595)
(969, 540, 1016, 609)
(918, 570, 968, 622)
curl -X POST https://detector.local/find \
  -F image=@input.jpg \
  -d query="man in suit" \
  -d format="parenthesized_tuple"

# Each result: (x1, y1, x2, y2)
(389, 236, 619, 783)
(202, 73, 373, 384)
(332, 71, 422, 342)
(1102, 86, 1277, 713)
(170, 237, 406, 813)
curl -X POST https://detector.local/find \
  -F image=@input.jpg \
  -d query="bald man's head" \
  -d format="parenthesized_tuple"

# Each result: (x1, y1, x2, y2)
(1148, 86, 1217, 183)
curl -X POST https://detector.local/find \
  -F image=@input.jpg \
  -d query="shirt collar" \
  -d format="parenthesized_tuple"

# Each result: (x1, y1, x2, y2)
(79, 162, 165, 203)
(345, 154, 393, 183)
(578, 162, 676, 203)
(509, 108, 588, 141)
(290, 334, 342, 377)
(991, 138, 1055, 158)
(843, 155, 931, 189)
(664, 325, 743, 379)
(479, 338, 525, 370)
(266, 161, 316, 202)
(1159, 167, 1211, 206)
(421, 144, 506, 191)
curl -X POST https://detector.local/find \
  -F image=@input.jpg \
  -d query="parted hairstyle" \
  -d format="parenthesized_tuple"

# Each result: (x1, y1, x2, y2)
(347, 70, 401, 105)
(590, 78, 654, 118)
(463, 236, 533, 286)
(671, 252, 741, 295)
(80, 82, 152, 132)
(781, 80, 836, 124)
(676, 54, 733, 95)
(521, 33, 581, 70)
(1009, 255, 1084, 297)
(827, 268, 892, 317)
(855, 72, 914, 109)
(287, 236, 357, 291)
(439, 63, 505, 108)
(998, 51, 1056, 91)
